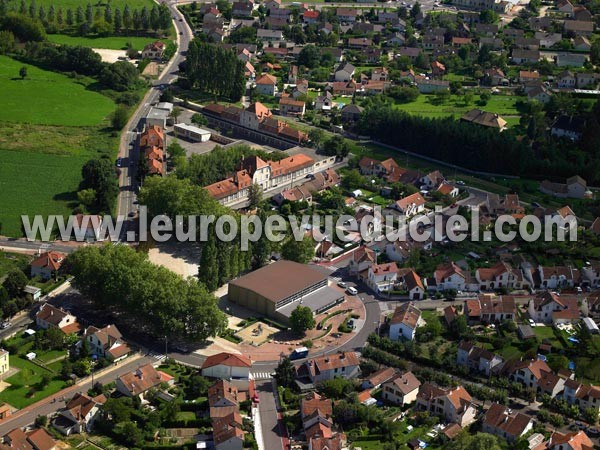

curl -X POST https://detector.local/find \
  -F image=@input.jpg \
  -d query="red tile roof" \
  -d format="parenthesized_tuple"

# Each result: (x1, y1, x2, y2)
(202, 352, 252, 369)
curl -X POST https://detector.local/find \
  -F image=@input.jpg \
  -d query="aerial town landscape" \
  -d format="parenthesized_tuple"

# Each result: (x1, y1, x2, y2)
(1, 0, 600, 448)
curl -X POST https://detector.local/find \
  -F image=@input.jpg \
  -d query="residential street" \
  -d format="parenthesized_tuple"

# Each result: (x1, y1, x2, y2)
(256, 380, 286, 450)
(0, 355, 155, 435)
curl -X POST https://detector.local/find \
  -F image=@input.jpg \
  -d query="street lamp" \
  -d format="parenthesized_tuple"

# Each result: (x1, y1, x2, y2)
(91, 354, 98, 390)
(164, 335, 168, 360)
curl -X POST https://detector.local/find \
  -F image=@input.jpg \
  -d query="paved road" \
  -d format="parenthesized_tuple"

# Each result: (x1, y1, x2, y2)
(0, 239, 78, 255)
(256, 380, 285, 450)
(115, 0, 194, 240)
(0, 355, 154, 434)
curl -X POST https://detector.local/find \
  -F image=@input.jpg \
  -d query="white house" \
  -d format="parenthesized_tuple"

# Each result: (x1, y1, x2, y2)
(348, 246, 376, 277)
(201, 352, 252, 380)
(83, 324, 131, 362)
(507, 358, 553, 390)
(416, 383, 477, 427)
(334, 63, 356, 82)
(562, 380, 600, 415)
(392, 192, 426, 217)
(53, 393, 105, 435)
(389, 302, 423, 341)
(31, 251, 66, 280)
(482, 403, 534, 442)
(528, 292, 580, 324)
(297, 352, 361, 384)
(547, 431, 594, 450)
(367, 262, 398, 293)
(35, 303, 78, 333)
(381, 371, 421, 406)
(433, 262, 466, 291)
(456, 342, 503, 376)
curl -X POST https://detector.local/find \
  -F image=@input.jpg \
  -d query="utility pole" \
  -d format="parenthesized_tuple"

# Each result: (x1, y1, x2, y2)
(164, 335, 168, 360)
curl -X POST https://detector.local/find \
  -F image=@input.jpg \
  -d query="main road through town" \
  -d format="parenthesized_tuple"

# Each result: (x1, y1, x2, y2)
(115, 0, 194, 240)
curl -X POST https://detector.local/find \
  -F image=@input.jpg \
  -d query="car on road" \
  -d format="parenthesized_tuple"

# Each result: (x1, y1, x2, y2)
(346, 286, 358, 295)
(179, 18, 183, 21)
(116, 157, 122, 167)
(1, 322, 11, 329)
(456, 180, 465, 185)
(337, 281, 347, 288)
(128, 211, 136, 218)
(528, 318, 535, 326)
(531, 202, 541, 208)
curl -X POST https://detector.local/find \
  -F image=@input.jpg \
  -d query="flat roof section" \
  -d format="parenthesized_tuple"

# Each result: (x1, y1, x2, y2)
(276, 286, 344, 318)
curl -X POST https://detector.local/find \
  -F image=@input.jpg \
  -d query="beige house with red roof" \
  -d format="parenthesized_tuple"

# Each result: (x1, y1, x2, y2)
(482, 403, 533, 442)
(35, 303, 79, 334)
(205, 153, 315, 206)
(362, 367, 396, 391)
(279, 97, 305, 116)
(389, 302, 423, 341)
(142, 41, 165, 60)
(562, 380, 600, 415)
(116, 364, 173, 399)
(381, 371, 421, 406)
(436, 182, 458, 197)
(416, 383, 477, 427)
(506, 358, 553, 390)
(2, 427, 57, 450)
(201, 352, 252, 380)
(392, 192, 426, 217)
(358, 156, 404, 181)
(53, 392, 106, 435)
(297, 352, 360, 384)
(212, 412, 245, 450)
(547, 430, 594, 450)
(476, 261, 530, 291)
(83, 324, 130, 362)
(397, 268, 425, 300)
(31, 251, 66, 280)
(255, 73, 278, 96)
(348, 246, 376, 277)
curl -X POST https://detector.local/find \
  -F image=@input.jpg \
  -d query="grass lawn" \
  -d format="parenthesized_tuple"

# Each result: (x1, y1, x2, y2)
(393, 94, 521, 122)
(175, 411, 196, 422)
(0, 252, 31, 279)
(0, 55, 115, 126)
(47, 34, 164, 51)
(0, 356, 67, 409)
(36, 350, 68, 363)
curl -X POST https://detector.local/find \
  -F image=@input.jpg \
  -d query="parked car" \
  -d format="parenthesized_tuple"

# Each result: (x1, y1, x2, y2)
(346, 286, 358, 295)
(1, 322, 11, 329)
(337, 281, 347, 288)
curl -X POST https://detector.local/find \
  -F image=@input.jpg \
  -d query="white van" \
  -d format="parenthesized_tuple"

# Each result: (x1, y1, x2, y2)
(346, 287, 358, 295)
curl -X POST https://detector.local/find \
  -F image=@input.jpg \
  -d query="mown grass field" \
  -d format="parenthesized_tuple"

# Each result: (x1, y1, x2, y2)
(47, 34, 165, 51)
(0, 55, 115, 126)
(0, 356, 67, 409)
(394, 94, 521, 123)
(0, 55, 118, 237)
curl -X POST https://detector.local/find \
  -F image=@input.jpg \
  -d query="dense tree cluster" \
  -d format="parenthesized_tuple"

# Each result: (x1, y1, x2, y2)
(0, 0, 171, 37)
(185, 40, 246, 102)
(68, 244, 227, 341)
(176, 144, 286, 187)
(80, 158, 119, 214)
(359, 105, 533, 177)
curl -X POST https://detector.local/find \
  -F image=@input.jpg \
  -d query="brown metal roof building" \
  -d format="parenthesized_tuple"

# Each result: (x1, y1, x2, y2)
(227, 260, 344, 323)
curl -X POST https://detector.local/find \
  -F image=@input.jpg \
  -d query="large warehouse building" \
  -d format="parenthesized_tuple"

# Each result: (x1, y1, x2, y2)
(227, 260, 345, 324)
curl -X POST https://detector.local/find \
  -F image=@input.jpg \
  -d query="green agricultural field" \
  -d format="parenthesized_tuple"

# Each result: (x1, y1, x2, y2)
(0, 149, 91, 236)
(0, 55, 115, 126)
(0, 56, 120, 237)
(393, 94, 521, 122)
(47, 34, 165, 51)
